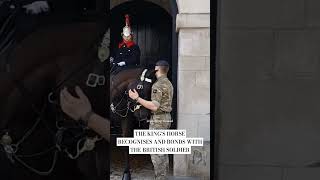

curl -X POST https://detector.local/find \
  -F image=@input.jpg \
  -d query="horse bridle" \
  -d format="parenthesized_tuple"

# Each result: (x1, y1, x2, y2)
(110, 69, 153, 126)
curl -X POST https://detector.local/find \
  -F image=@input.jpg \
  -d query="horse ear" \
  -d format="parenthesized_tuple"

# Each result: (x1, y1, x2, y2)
(145, 69, 157, 81)
(149, 69, 157, 76)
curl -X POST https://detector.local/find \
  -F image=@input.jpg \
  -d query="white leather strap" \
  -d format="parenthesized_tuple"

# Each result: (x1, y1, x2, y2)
(145, 78, 152, 83)
(140, 69, 148, 81)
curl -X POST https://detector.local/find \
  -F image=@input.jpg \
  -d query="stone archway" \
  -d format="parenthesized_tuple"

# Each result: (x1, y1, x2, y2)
(109, 0, 179, 179)
(110, 0, 178, 130)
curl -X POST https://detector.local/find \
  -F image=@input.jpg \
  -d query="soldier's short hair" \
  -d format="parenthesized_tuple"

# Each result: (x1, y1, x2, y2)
(156, 60, 170, 73)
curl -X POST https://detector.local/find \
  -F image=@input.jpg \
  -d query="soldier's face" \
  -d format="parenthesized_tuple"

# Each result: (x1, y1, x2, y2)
(155, 66, 160, 76)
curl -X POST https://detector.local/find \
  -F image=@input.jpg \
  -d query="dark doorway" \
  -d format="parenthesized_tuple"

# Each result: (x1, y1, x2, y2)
(110, 1, 172, 67)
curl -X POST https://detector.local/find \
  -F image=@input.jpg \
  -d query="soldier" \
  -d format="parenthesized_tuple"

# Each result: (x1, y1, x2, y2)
(128, 60, 173, 180)
(110, 14, 140, 70)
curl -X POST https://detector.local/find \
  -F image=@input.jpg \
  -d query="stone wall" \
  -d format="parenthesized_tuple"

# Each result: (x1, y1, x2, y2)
(217, 0, 320, 179)
(174, 0, 211, 179)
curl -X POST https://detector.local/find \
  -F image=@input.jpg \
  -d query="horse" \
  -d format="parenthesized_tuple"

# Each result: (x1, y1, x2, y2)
(0, 11, 110, 180)
(110, 65, 157, 179)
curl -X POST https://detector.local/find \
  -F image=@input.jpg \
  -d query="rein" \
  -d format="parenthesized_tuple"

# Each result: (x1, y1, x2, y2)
(0, 102, 58, 175)
(110, 90, 136, 118)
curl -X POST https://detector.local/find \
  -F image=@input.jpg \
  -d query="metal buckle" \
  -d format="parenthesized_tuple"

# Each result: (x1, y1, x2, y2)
(86, 73, 98, 87)
(97, 75, 105, 86)
(86, 73, 105, 87)
(110, 103, 115, 113)
(133, 105, 141, 112)
(48, 92, 56, 104)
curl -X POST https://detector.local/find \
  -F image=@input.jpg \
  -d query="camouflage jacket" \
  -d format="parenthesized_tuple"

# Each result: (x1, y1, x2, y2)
(151, 75, 173, 114)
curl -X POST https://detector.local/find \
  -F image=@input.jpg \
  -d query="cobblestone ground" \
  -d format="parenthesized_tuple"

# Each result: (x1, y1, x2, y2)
(110, 146, 173, 180)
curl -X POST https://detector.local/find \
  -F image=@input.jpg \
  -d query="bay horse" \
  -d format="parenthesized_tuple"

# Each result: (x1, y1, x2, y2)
(110, 65, 157, 179)
(0, 13, 110, 180)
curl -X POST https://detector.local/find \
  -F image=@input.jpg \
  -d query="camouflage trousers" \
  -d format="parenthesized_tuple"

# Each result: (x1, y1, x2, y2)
(149, 113, 172, 180)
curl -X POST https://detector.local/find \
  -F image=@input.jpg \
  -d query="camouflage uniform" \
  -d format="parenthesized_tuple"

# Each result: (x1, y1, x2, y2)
(149, 75, 173, 180)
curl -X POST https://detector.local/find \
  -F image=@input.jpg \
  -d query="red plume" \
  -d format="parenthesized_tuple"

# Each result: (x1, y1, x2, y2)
(125, 14, 130, 26)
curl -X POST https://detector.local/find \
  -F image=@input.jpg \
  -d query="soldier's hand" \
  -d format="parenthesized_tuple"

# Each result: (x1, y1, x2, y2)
(128, 89, 139, 100)
(60, 86, 92, 121)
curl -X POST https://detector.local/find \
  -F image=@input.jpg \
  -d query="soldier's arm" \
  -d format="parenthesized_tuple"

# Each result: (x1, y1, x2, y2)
(136, 97, 159, 112)
(84, 113, 110, 142)
(128, 89, 160, 111)
(60, 87, 110, 142)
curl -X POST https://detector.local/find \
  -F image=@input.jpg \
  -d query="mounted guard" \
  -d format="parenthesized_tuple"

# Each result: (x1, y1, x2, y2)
(110, 14, 141, 74)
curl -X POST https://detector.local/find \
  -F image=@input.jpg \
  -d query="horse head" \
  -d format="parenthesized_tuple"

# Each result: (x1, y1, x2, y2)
(110, 67, 156, 129)
(127, 68, 157, 122)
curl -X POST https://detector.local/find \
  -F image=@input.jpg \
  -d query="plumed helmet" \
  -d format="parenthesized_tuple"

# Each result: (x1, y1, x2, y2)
(122, 14, 132, 37)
